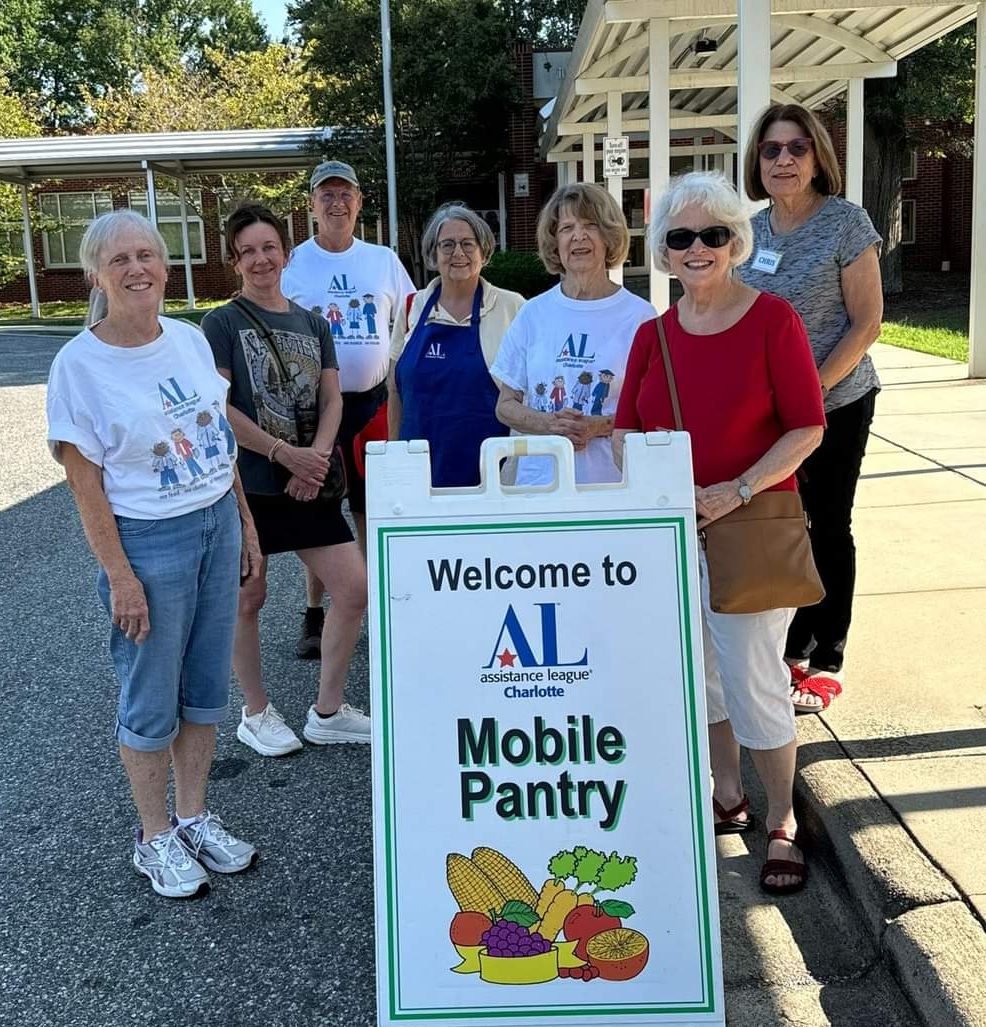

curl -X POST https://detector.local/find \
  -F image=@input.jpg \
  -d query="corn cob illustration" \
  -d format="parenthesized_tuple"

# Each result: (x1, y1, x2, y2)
(471, 847, 539, 908)
(446, 853, 507, 914)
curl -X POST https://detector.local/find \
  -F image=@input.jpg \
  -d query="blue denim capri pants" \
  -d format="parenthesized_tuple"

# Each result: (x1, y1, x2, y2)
(97, 490, 241, 752)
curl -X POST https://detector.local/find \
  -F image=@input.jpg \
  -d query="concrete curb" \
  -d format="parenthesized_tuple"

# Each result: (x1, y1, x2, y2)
(794, 715, 986, 1027)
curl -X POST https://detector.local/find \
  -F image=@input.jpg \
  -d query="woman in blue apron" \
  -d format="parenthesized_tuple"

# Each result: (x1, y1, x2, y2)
(388, 203, 525, 487)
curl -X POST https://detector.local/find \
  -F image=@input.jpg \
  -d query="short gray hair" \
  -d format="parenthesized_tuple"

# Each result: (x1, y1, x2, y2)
(421, 203, 496, 270)
(648, 171, 753, 275)
(79, 210, 169, 281)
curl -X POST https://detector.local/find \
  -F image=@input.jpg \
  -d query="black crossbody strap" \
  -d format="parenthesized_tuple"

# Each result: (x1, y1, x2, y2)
(231, 297, 293, 385)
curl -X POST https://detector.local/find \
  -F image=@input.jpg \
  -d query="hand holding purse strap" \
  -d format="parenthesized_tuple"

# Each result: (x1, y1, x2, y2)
(655, 314, 684, 432)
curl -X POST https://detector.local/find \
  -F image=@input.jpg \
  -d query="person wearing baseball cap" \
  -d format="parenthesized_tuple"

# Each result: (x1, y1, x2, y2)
(282, 160, 414, 659)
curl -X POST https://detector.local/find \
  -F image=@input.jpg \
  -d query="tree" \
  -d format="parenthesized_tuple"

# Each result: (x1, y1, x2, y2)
(290, 0, 520, 282)
(0, 0, 267, 130)
(502, 0, 586, 48)
(858, 23, 976, 294)
(0, 84, 42, 287)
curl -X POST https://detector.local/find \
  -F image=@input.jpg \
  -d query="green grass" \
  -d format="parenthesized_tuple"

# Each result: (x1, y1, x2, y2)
(0, 297, 223, 326)
(879, 316, 969, 363)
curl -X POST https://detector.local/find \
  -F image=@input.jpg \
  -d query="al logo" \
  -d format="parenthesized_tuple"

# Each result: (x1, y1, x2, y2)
(484, 603, 588, 670)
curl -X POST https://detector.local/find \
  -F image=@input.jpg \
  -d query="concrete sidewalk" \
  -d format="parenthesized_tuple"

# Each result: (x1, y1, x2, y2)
(794, 342, 986, 1026)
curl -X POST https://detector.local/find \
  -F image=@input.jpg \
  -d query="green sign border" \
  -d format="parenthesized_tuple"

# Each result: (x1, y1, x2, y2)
(375, 516, 717, 1021)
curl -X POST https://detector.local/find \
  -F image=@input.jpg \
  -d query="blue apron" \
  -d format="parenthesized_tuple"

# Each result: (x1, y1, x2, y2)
(395, 283, 508, 487)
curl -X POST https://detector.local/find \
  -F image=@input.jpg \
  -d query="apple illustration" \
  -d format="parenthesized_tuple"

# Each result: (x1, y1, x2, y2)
(563, 903, 622, 961)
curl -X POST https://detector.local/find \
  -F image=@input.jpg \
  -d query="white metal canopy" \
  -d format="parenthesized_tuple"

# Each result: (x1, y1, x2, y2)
(541, 0, 985, 378)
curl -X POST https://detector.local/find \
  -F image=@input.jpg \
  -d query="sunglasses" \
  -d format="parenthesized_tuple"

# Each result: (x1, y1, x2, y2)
(758, 137, 813, 160)
(665, 226, 732, 250)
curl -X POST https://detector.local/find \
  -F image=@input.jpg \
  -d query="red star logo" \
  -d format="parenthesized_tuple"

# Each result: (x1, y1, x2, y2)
(497, 648, 517, 668)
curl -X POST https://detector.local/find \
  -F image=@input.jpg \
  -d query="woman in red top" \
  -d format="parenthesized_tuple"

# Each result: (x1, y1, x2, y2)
(614, 171, 825, 895)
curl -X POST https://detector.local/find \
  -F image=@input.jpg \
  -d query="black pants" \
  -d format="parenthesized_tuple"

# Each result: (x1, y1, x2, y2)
(786, 388, 878, 672)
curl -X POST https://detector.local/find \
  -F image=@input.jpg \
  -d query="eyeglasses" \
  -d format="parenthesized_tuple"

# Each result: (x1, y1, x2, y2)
(757, 137, 813, 160)
(437, 239, 479, 255)
(665, 226, 732, 250)
(317, 190, 356, 204)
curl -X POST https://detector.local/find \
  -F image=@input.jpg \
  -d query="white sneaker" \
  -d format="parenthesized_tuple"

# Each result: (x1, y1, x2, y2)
(133, 825, 209, 898)
(303, 702, 371, 745)
(174, 811, 258, 874)
(237, 703, 303, 757)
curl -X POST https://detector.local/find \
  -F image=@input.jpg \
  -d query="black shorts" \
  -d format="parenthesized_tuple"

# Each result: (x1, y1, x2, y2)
(246, 492, 354, 555)
(338, 381, 387, 515)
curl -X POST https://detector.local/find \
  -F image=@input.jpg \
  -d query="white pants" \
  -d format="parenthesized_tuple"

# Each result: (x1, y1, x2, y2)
(700, 550, 797, 750)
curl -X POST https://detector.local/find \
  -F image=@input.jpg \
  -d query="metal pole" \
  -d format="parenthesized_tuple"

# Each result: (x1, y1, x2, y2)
(380, 0, 399, 253)
(19, 183, 40, 319)
(142, 161, 164, 312)
(970, 2, 986, 377)
(176, 176, 196, 310)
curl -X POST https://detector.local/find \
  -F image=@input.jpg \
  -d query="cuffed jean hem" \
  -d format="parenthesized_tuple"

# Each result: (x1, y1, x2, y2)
(181, 703, 228, 726)
(116, 720, 180, 753)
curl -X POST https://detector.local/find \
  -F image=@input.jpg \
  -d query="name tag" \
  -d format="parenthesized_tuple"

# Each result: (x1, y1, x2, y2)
(751, 248, 782, 274)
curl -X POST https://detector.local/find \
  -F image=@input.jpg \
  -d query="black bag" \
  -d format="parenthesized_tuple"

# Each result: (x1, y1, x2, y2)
(232, 298, 347, 502)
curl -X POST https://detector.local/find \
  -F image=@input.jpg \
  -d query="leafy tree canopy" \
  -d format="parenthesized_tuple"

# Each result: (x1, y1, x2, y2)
(502, 0, 586, 49)
(0, 84, 42, 286)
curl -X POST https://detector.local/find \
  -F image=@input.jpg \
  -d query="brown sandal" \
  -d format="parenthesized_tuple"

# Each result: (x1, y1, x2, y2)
(760, 829, 807, 895)
(713, 795, 755, 836)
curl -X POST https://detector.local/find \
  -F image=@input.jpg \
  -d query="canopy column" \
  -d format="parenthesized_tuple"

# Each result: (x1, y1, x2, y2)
(736, 0, 772, 202)
(970, 2, 986, 378)
(142, 161, 164, 313)
(845, 78, 865, 206)
(649, 17, 670, 311)
(19, 184, 39, 319)
(497, 172, 507, 251)
(582, 132, 595, 182)
(607, 91, 624, 285)
(176, 174, 196, 310)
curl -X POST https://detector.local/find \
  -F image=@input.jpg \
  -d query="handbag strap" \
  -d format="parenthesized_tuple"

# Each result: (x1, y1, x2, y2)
(231, 297, 293, 386)
(655, 313, 684, 431)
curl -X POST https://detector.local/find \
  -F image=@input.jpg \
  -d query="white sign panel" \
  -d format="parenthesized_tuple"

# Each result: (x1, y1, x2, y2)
(367, 435, 724, 1027)
(514, 173, 530, 198)
(603, 137, 630, 178)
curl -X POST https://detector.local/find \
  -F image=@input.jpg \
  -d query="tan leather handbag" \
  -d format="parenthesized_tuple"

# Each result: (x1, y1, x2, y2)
(655, 314, 825, 615)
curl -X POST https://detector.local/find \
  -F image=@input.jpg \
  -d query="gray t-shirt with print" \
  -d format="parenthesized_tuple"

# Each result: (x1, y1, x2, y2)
(736, 196, 882, 412)
(202, 298, 337, 494)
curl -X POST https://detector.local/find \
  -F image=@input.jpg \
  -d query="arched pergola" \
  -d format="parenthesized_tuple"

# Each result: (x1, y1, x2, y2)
(541, 1, 985, 378)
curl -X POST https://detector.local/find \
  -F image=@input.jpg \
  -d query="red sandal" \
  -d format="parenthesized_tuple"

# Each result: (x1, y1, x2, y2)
(713, 795, 755, 836)
(790, 666, 842, 715)
(760, 829, 807, 895)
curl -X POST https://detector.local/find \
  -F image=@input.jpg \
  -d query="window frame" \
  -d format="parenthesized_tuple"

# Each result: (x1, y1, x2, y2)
(902, 149, 918, 182)
(901, 198, 916, 246)
(39, 191, 113, 268)
(128, 189, 207, 265)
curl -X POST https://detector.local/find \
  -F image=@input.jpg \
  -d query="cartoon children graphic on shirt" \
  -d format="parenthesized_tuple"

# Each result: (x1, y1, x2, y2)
(533, 382, 551, 413)
(211, 399, 237, 457)
(591, 369, 615, 416)
(171, 428, 206, 479)
(362, 294, 378, 336)
(152, 441, 180, 490)
(347, 297, 362, 334)
(550, 375, 567, 413)
(196, 410, 224, 471)
(570, 370, 593, 412)
(326, 302, 345, 338)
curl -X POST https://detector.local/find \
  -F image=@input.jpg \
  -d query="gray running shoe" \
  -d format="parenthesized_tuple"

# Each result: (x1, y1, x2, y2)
(175, 811, 258, 874)
(133, 826, 209, 898)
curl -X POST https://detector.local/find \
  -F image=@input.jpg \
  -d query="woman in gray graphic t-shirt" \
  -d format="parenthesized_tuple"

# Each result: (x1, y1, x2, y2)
(737, 103, 883, 714)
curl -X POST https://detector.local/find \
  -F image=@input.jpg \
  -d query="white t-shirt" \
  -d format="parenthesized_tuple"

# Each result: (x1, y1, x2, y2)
(491, 284, 654, 485)
(281, 236, 414, 393)
(47, 317, 236, 519)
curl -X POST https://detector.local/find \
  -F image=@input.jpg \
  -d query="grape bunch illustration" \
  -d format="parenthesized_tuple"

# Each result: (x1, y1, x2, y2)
(481, 920, 551, 958)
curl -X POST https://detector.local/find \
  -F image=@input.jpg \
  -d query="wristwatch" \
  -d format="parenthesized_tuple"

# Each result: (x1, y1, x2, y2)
(737, 477, 753, 505)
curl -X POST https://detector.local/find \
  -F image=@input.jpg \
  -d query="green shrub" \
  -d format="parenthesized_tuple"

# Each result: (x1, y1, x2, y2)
(483, 250, 557, 298)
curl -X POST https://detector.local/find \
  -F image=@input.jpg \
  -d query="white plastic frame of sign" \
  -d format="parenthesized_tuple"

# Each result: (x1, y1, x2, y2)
(365, 434, 725, 1027)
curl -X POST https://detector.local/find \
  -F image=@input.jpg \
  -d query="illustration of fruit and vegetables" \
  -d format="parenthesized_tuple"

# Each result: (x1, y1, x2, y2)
(445, 845, 649, 986)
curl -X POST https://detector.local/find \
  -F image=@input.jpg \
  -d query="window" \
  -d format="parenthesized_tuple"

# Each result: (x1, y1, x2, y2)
(0, 224, 25, 259)
(128, 190, 206, 263)
(903, 149, 918, 182)
(39, 191, 113, 267)
(901, 199, 916, 245)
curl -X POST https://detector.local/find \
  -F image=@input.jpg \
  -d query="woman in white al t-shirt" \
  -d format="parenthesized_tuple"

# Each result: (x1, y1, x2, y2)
(491, 183, 654, 485)
(45, 211, 261, 900)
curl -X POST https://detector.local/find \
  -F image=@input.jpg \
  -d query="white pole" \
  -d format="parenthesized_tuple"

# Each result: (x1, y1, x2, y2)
(607, 90, 624, 285)
(557, 162, 568, 188)
(846, 78, 864, 207)
(19, 183, 40, 319)
(176, 176, 196, 310)
(649, 18, 670, 311)
(969, 3, 986, 378)
(583, 132, 595, 182)
(737, 0, 772, 204)
(380, 0, 399, 253)
(143, 162, 164, 313)
(566, 159, 578, 186)
(497, 172, 507, 250)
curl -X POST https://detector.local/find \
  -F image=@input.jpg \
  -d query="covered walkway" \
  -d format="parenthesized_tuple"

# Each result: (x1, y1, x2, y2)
(541, 1, 986, 378)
